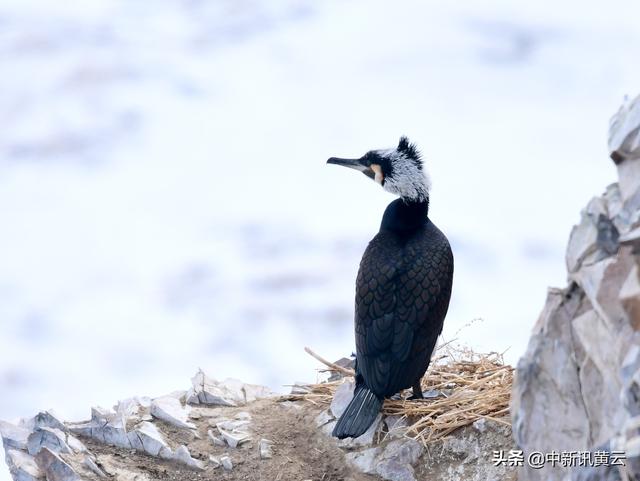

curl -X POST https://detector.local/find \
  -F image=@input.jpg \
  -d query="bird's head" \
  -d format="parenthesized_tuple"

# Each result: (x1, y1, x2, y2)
(327, 136, 431, 202)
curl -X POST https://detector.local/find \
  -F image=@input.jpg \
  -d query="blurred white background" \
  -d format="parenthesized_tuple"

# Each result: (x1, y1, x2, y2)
(1, 0, 639, 478)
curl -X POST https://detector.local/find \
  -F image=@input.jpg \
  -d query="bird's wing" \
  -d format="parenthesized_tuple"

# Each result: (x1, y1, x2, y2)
(354, 227, 453, 397)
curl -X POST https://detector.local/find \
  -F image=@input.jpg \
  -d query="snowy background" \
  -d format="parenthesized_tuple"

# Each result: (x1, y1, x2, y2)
(1, 0, 639, 477)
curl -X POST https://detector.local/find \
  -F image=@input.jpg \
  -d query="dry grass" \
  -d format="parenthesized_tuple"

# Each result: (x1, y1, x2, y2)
(286, 343, 513, 445)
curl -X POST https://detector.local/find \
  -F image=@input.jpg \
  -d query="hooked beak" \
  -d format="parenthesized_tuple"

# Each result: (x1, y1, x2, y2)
(326, 157, 375, 180)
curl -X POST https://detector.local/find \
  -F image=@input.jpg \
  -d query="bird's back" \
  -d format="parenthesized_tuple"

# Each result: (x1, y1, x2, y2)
(354, 217, 453, 398)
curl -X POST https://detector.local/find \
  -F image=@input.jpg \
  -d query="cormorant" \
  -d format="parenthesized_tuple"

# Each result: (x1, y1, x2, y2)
(326, 136, 454, 439)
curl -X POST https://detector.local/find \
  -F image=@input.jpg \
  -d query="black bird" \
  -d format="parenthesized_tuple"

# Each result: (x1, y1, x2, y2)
(327, 136, 454, 439)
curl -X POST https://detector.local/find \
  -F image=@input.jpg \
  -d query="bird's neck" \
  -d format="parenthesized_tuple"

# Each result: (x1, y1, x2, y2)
(380, 198, 429, 234)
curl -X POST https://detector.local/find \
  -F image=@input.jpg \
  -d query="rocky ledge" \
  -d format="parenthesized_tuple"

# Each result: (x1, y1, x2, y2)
(1, 370, 277, 481)
(8, 95, 639, 481)
(2, 369, 515, 481)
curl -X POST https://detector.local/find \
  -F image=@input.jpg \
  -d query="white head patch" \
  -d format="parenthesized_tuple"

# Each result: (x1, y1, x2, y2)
(374, 148, 431, 202)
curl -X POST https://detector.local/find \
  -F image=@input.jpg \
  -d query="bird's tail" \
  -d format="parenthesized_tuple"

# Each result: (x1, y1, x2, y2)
(332, 385, 383, 439)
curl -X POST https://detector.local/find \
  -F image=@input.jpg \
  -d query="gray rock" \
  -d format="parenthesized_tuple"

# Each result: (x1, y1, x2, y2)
(158, 446, 174, 460)
(218, 426, 251, 448)
(35, 447, 80, 481)
(68, 407, 131, 449)
(345, 447, 380, 474)
(384, 415, 408, 438)
(472, 418, 487, 433)
(65, 434, 87, 454)
(100, 421, 131, 448)
(321, 420, 337, 437)
(216, 419, 250, 432)
(603, 183, 629, 234)
(330, 381, 355, 418)
(571, 248, 633, 333)
(27, 427, 72, 456)
(620, 265, 640, 328)
(620, 226, 640, 247)
(380, 438, 423, 465)
(609, 94, 640, 162)
(186, 370, 276, 406)
(207, 429, 226, 446)
(83, 456, 107, 478)
(220, 455, 233, 471)
(259, 438, 273, 459)
(128, 421, 168, 457)
(566, 197, 607, 273)
(609, 95, 640, 207)
(423, 389, 443, 398)
(90, 406, 120, 424)
(611, 148, 640, 207)
(442, 434, 481, 462)
(314, 409, 334, 428)
(114, 397, 146, 419)
(571, 309, 625, 443)
(374, 439, 424, 481)
(100, 424, 132, 448)
(172, 445, 205, 471)
(5, 449, 42, 481)
(68, 405, 169, 458)
(376, 459, 416, 481)
(0, 421, 30, 450)
(186, 370, 239, 406)
(150, 396, 196, 430)
(27, 411, 66, 432)
(208, 455, 221, 468)
(512, 288, 592, 481)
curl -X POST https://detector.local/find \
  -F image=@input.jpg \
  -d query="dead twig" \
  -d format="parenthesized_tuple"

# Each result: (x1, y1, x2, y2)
(304, 346, 355, 377)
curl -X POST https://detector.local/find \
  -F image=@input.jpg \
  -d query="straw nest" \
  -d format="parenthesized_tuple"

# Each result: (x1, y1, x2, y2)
(285, 343, 513, 445)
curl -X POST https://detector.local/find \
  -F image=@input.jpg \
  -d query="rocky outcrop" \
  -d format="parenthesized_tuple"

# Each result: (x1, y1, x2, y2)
(319, 381, 515, 481)
(1, 373, 277, 481)
(512, 94, 640, 481)
(2, 370, 515, 481)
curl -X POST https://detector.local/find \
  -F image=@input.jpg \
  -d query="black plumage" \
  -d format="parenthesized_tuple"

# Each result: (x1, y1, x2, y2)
(327, 137, 454, 439)
(355, 199, 453, 397)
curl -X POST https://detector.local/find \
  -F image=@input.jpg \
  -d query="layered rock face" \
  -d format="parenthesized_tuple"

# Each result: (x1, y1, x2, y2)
(512, 94, 640, 481)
